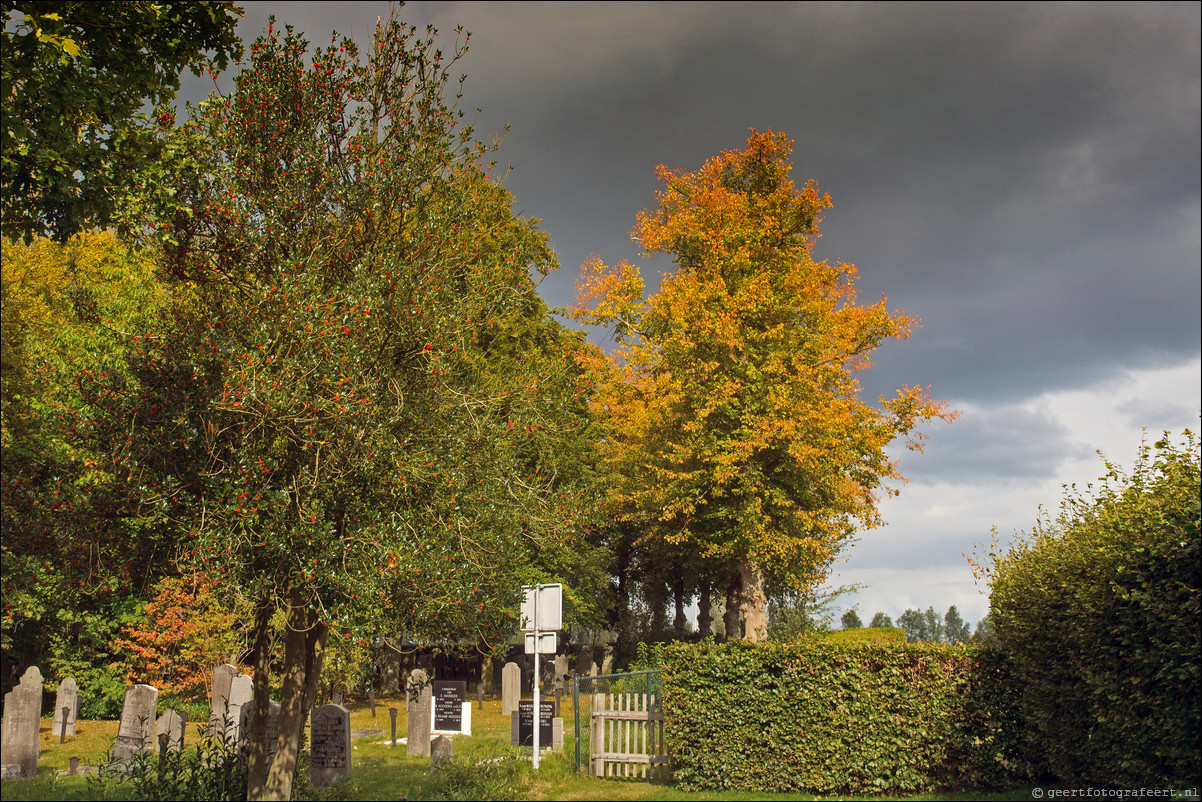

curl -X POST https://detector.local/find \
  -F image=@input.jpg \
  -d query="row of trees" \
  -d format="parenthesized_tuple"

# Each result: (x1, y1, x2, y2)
(3, 4, 953, 797)
(839, 605, 982, 643)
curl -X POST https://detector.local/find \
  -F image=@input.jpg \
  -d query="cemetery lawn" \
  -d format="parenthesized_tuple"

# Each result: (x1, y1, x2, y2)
(4, 697, 1036, 801)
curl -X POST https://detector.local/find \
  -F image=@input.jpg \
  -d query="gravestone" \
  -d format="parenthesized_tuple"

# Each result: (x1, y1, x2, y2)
(430, 734, 454, 769)
(501, 662, 521, 715)
(574, 645, 595, 677)
(225, 674, 254, 746)
(553, 655, 570, 689)
(309, 704, 351, 787)
(406, 669, 432, 757)
(112, 684, 158, 762)
(513, 700, 554, 748)
(432, 680, 466, 734)
(208, 664, 238, 734)
(265, 701, 281, 755)
(1, 665, 43, 778)
(236, 698, 281, 755)
(552, 717, 564, 751)
(52, 678, 79, 738)
(155, 709, 185, 752)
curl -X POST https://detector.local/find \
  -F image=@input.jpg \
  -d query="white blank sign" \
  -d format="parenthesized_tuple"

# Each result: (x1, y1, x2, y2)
(524, 632, 557, 654)
(520, 583, 562, 631)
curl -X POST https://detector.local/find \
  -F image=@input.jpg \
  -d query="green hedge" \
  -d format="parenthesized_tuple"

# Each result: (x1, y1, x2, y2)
(661, 639, 1027, 795)
(819, 626, 906, 645)
(989, 434, 1200, 787)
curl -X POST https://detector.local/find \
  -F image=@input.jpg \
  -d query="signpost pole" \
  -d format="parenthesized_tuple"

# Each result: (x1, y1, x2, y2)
(533, 584, 541, 769)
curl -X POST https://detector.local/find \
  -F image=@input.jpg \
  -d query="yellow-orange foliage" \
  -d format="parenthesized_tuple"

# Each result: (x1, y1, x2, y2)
(571, 130, 956, 635)
(116, 574, 250, 699)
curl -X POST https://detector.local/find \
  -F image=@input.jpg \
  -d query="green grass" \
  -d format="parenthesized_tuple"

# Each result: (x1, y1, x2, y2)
(0, 696, 1076, 801)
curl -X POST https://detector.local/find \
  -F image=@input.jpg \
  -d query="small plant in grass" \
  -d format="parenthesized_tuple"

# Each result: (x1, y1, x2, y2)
(425, 751, 532, 801)
(89, 722, 247, 801)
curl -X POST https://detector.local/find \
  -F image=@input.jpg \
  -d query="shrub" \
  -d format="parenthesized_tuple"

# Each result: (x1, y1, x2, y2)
(114, 574, 249, 700)
(661, 639, 1027, 795)
(987, 431, 1200, 787)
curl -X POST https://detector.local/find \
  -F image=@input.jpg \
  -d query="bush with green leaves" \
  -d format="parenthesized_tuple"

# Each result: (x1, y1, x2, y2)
(661, 639, 1027, 795)
(986, 431, 1200, 787)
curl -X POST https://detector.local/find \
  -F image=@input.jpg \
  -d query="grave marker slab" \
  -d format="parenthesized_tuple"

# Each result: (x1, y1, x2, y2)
(156, 709, 185, 752)
(406, 669, 432, 757)
(52, 678, 79, 738)
(1, 666, 43, 778)
(225, 675, 254, 746)
(112, 684, 158, 763)
(432, 680, 466, 733)
(501, 662, 521, 715)
(208, 664, 238, 734)
(514, 700, 554, 748)
(431, 734, 454, 769)
(309, 704, 351, 787)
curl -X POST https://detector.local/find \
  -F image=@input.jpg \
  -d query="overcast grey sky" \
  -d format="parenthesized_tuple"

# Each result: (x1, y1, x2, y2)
(182, 2, 1201, 626)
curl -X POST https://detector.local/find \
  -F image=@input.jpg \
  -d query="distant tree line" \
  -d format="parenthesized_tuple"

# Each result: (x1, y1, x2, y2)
(839, 605, 989, 644)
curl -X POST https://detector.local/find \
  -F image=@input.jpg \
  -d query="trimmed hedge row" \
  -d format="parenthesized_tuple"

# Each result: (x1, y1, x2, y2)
(660, 639, 1026, 795)
(989, 434, 1200, 787)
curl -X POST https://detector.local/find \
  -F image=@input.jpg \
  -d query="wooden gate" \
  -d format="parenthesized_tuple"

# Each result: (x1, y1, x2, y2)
(589, 691, 669, 779)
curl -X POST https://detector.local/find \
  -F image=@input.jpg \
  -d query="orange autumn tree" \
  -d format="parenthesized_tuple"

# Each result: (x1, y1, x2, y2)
(571, 130, 956, 641)
(115, 574, 250, 699)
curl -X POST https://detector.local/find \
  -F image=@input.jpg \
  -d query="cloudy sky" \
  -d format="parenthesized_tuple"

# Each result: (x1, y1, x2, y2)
(183, 2, 1200, 626)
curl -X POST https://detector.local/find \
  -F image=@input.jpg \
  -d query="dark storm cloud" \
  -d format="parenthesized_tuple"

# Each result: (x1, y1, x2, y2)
(892, 404, 1093, 483)
(204, 2, 1199, 409)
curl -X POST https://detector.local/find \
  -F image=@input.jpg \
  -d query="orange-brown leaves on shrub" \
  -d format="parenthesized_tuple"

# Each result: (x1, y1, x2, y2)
(116, 574, 249, 699)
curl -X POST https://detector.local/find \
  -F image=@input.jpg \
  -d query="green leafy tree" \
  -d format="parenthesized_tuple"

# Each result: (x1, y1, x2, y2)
(766, 583, 861, 640)
(101, 17, 597, 800)
(840, 608, 863, 629)
(1, 232, 172, 704)
(923, 606, 945, 643)
(897, 608, 928, 642)
(869, 611, 893, 628)
(943, 604, 970, 644)
(571, 130, 955, 641)
(971, 613, 995, 645)
(985, 431, 1200, 786)
(1, 0, 243, 241)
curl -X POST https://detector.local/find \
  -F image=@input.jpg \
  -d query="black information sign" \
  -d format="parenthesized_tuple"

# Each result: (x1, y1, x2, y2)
(516, 700, 554, 747)
(432, 680, 466, 732)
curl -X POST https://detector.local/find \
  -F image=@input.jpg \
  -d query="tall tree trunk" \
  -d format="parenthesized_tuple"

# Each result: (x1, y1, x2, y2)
(263, 586, 327, 801)
(723, 573, 742, 640)
(246, 594, 274, 800)
(647, 581, 668, 638)
(737, 558, 768, 642)
(697, 579, 712, 637)
(672, 577, 686, 638)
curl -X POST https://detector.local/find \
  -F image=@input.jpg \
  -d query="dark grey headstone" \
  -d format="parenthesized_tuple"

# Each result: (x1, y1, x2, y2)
(309, 704, 351, 787)
(432, 680, 466, 733)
